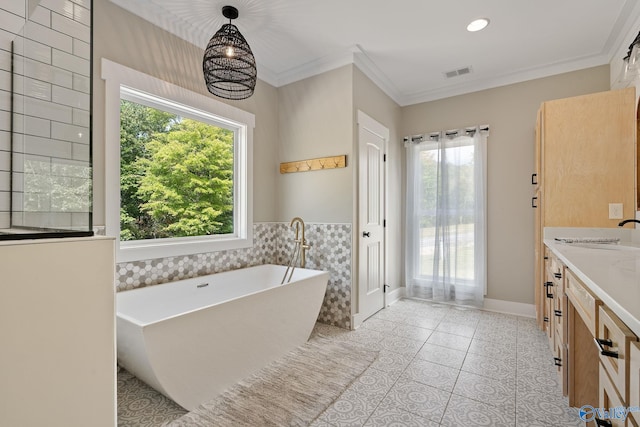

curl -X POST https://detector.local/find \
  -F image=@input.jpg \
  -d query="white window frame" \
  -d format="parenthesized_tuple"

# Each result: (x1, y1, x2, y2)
(101, 59, 254, 263)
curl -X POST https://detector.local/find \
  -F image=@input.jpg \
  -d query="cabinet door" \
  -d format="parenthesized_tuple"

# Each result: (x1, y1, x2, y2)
(553, 289, 565, 345)
(542, 87, 635, 227)
(534, 196, 544, 329)
(550, 255, 565, 343)
(568, 299, 600, 409)
(597, 306, 638, 403)
(598, 364, 626, 427)
(533, 107, 542, 190)
(544, 270, 555, 347)
(630, 341, 640, 426)
(553, 326, 567, 396)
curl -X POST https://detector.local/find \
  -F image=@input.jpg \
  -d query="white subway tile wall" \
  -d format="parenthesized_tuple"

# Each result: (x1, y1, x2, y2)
(0, 131, 9, 150)
(1, 0, 91, 231)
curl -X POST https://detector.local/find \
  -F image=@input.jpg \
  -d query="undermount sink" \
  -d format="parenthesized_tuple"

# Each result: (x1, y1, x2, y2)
(568, 242, 640, 251)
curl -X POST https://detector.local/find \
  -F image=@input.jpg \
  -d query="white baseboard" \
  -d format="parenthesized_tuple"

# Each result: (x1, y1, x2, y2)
(386, 287, 405, 306)
(355, 291, 533, 330)
(482, 298, 536, 318)
(351, 313, 363, 330)
(352, 287, 406, 330)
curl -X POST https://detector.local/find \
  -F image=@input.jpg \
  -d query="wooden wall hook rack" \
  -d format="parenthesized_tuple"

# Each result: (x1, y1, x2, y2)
(279, 155, 347, 174)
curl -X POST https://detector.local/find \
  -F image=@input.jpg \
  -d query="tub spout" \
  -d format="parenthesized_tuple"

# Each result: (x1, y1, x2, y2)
(281, 217, 311, 284)
(289, 217, 310, 268)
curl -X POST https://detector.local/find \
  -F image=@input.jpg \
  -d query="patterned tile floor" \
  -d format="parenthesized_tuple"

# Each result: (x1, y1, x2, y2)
(118, 298, 585, 427)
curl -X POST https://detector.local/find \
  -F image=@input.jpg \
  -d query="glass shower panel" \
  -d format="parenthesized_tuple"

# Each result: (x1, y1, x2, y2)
(1, 0, 92, 239)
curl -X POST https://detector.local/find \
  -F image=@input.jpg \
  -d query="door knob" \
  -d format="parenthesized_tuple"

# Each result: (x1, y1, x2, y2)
(362, 231, 370, 237)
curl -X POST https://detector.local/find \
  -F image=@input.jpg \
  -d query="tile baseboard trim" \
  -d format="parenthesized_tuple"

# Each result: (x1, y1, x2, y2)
(482, 298, 535, 318)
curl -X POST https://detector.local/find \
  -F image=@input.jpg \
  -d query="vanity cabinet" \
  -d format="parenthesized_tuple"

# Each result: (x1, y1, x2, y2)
(630, 342, 640, 426)
(599, 363, 627, 427)
(542, 250, 569, 394)
(542, 248, 554, 344)
(595, 306, 638, 427)
(533, 87, 636, 329)
(547, 245, 640, 423)
(565, 266, 602, 407)
(597, 306, 638, 404)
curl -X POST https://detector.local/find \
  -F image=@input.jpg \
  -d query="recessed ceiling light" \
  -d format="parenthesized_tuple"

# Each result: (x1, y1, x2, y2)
(467, 18, 490, 32)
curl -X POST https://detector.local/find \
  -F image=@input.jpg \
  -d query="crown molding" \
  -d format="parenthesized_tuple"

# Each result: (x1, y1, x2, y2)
(399, 53, 611, 106)
(351, 45, 403, 106)
(271, 47, 358, 87)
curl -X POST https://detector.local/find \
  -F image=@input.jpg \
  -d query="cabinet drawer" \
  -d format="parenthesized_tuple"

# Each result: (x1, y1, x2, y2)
(566, 270, 601, 336)
(545, 293, 554, 346)
(629, 341, 640, 426)
(598, 364, 626, 427)
(546, 253, 564, 288)
(596, 306, 638, 403)
(550, 256, 564, 286)
(553, 290, 565, 343)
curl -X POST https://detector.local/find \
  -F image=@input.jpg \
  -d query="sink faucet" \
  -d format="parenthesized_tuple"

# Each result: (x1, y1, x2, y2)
(618, 219, 640, 227)
(289, 217, 310, 268)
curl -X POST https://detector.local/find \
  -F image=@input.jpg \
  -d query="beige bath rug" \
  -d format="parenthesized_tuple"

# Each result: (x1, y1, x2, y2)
(166, 336, 378, 427)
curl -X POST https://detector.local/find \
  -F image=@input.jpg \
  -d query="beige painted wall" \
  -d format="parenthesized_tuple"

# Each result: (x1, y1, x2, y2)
(92, 0, 614, 307)
(401, 65, 610, 304)
(92, 0, 279, 225)
(352, 67, 403, 298)
(0, 237, 115, 427)
(277, 66, 354, 223)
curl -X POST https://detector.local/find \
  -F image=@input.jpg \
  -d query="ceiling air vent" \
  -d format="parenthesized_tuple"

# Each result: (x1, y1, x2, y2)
(444, 66, 473, 79)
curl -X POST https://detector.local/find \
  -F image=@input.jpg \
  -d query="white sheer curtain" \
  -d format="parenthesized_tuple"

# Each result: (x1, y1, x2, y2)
(405, 126, 488, 305)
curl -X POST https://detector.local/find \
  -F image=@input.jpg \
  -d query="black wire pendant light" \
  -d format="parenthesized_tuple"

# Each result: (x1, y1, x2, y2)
(203, 5, 257, 100)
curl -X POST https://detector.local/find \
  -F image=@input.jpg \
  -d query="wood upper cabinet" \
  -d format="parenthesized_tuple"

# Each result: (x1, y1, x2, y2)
(539, 87, 636, 227)
(534, 87, 636, 329)
(533, 108, 542, 190)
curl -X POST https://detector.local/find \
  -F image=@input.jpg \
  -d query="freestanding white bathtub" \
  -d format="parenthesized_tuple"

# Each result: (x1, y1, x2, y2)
(116, 264, 329, 411)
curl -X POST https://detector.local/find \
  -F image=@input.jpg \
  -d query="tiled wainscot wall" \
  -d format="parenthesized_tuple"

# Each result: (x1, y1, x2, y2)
(0, 0, 92, 230)
(115, 222, 353, 329)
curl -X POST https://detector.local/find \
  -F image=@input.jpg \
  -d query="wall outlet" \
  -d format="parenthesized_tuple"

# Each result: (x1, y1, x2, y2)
(608, 203, 623, 219)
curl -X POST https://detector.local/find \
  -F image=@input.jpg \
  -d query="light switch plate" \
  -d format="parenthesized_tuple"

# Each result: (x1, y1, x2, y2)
(608, 203, 623, 219)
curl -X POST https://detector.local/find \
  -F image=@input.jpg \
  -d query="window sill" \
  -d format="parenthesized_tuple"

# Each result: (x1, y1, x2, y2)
(116, 233, 253, 263)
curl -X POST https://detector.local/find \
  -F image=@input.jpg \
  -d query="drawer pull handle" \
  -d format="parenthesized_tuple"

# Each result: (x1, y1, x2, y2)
(595, 419, 613, 427)
(544, 256, 549, 260)
(594, 338, 619, 359)
(543, 316, 549, 322)
(531, 197, 538, 208)
(554, 272, 562, 279)
(531, 173, 538, 185)
(553, 357, 562, 367)
(545, 282, 553, 298)
(554, 310, 562, 317)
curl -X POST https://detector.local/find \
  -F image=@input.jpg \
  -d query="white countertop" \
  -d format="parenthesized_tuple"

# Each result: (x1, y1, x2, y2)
(544, 228, 640, 337)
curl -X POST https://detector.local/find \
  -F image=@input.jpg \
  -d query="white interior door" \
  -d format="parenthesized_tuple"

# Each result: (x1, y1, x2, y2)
(357, 111, 387, 323)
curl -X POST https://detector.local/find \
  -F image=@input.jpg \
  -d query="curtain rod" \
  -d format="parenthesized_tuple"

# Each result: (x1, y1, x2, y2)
(404, 125, 490, 144)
